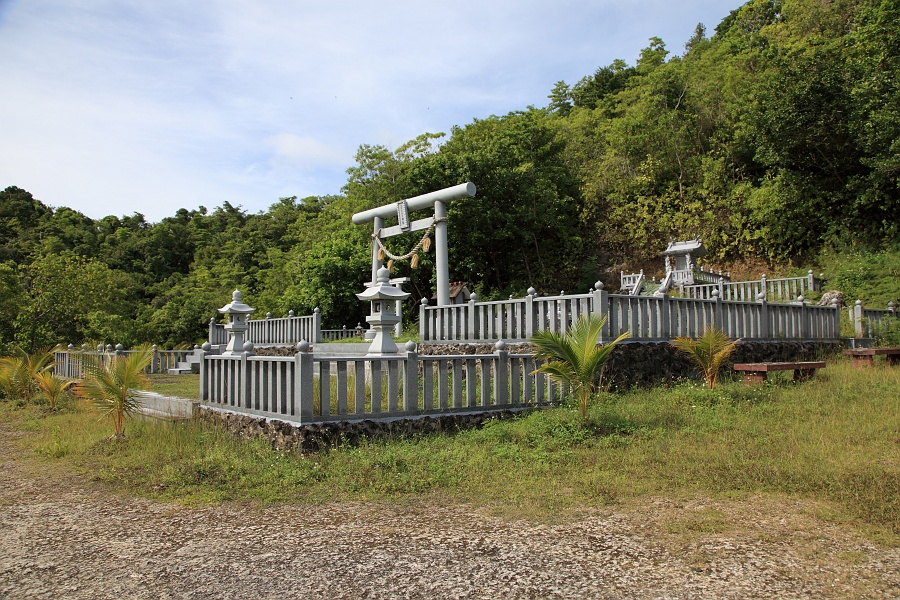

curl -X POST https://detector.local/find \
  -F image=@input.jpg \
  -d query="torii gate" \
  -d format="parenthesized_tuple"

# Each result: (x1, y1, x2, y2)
(351, 182, 476, 306)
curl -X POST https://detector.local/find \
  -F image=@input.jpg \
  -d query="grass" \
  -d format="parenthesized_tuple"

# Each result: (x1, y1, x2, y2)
(148, 374, 200, 399)
(3, 358, 899, 543)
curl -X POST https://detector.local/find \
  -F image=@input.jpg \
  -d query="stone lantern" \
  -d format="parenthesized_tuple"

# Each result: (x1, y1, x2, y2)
(218, 289, 256, 356)
(356, 267, 410, 355)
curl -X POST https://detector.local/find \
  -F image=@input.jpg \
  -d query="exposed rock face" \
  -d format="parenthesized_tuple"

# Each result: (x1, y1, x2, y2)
(204, 340, 842, 452)
(818, 290, 845, 307)
(198, 409, 527, 453)
(423, 340, 842, 390)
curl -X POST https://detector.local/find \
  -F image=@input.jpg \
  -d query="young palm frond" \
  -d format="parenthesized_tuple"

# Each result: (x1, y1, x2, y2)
(0, 346, 56, 402)
(33, 370, 77, 410)
(76, 344, 153, 437)
(531, 314, 630, 421)
(672, 326, 740, 389)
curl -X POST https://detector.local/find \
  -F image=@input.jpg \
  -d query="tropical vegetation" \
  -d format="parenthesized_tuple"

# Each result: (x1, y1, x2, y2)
(672, 327, 741, 389)
(75, 344, 154, 437)
(531, 314, 630, 420)
(1, 0, 899, 354)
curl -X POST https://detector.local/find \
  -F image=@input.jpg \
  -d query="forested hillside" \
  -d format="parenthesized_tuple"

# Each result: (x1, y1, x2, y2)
(2, 0, 898, 351)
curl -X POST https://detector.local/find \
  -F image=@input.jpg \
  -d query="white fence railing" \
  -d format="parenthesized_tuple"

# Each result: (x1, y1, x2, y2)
(54, 345, 200, 378)
(208, 310, 322, 346)
(322, 326, 366, 342)
(420, 285, 842, 343)
(850, 301, 897, 339)
(683, 271, 823, 302)
(200, 342, 558, 424)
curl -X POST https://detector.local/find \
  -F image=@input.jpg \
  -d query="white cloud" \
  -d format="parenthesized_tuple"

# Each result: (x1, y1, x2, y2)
(0, 0, 743, 221)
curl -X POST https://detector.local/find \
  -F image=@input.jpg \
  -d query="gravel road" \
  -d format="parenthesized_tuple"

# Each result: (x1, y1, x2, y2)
(1, 423, 898, 599)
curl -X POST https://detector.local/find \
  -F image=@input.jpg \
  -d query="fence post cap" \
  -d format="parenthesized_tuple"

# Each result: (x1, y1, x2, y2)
(831, 298, 840, 306)
(209, 317, 216, 324)
(420, 297, 429, 306)
(405, 340, 417, 352)
(202, 342, 211, 352)
(194, 344, 200, 350)
(889, 301, 896, 310)
(711, 289, 719, 298)
(808, 269, 814, 275)
(470, 292, 477, 302)
(115, 343, 124, 352)
(757, 292, 766, 301)
(314, 307, 320, 314)
(266, 312, 272, 319)
(495, 339, 507, 352)
(243, 341, 254, 352)
(152, 344, 158, 351)
(856, 299, 863, 306)
(527, 287, 537, 296)
(797, 295, 805, 303)
(595, 281, 604, 290)
(288, 309, 295, 317)
(296, 340, 310, 352)
(67, 343, 74, 350)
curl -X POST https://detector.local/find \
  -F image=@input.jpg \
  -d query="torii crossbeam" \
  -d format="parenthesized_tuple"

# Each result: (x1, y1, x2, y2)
(351, 182, 476, 306)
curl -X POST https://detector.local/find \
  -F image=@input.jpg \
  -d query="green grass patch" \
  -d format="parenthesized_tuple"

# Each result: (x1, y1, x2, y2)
(148, 374, 200, 399)
(3, 359, 898, 542)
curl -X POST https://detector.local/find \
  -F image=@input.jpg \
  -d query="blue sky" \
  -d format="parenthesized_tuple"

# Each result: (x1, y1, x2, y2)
(0, 0, 744, 222)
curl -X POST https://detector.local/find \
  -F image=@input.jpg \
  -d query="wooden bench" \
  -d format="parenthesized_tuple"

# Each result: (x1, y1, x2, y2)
(732, 361, 826, 384)
(842, 348, 900, 368)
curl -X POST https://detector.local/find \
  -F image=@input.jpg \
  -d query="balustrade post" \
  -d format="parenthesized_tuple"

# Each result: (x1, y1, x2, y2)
(493, 340, 509, 406)
(853, 300, 864, 338)
(240, 342, 254, 409)
(208, 317, 217, 345)
(758, 291, 769, 339)
(419, 297, 429, 342)
(798, 295, 809, 339)
(467, 293, 478, 341)
(807, 269, 815, 293)
(313, 307, 322, 343)
(151, 344, 159, 374)
(295, 341, 314, 422)
(199, 342, 211, 401)
(525, 288, 536, 339)
(760, 274, 767, 299)
(831, 298, 842, 339)
(712, 289, 722, 331)
(660, 292, 671, 340)
(403, 341, 419, 412)
(592, 281, 608, 342)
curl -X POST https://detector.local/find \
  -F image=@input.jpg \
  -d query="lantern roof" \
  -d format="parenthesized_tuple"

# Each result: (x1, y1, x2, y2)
(218, 289, 256, 314)
(356, 268, 411, 302)
(660, 237, 707, 257)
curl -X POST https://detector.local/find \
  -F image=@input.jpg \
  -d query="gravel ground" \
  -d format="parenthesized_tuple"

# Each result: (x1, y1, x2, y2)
(1, 424, 898, 599)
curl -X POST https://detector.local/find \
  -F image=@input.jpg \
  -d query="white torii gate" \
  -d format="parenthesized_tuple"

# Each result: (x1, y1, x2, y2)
(351, 182, 476, 306)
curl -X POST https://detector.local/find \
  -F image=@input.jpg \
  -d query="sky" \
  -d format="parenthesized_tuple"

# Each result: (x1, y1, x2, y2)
(0, 0, 744, 223)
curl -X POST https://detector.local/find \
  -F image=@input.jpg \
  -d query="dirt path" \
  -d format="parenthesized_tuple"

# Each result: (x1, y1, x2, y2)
(1, 423, 898, 599)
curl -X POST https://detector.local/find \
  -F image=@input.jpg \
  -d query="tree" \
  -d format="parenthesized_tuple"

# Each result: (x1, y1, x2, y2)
(0, 346, 56, 403)
(33, 370, 76, 410)
(672, 326, 739, 389)
(531, 314, 630, 421)
(76, 344, 153, 437)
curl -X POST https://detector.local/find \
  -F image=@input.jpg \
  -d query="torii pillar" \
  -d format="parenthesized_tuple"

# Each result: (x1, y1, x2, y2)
(351, 182, 476, 306)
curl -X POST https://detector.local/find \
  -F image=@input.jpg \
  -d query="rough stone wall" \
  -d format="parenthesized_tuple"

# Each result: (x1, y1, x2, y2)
(198, 408, 527, 453)
(422, 340, 842, 390)
(202, 340, 840, 452)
